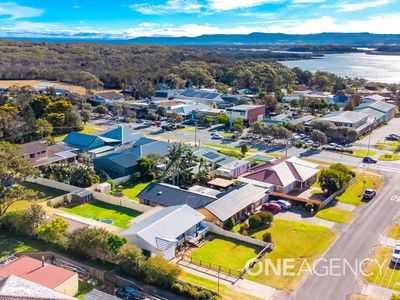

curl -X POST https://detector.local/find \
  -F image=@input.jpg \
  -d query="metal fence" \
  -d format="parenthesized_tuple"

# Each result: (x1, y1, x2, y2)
(181, 255, 244, 278)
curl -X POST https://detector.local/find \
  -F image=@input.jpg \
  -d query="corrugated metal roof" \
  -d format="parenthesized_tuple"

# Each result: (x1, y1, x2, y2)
(63, 131, 100, 147)
(121, 205, 205, 250)
(137, 182, 217, 209)
(100, 126, 142, 144)
(206, 184, 267, 222)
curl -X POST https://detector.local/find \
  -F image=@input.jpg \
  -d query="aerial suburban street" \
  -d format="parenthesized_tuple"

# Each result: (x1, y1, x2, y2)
(293, 170, 400, 300)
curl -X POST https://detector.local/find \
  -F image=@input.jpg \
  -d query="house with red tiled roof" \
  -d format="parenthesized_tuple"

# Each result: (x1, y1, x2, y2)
(241, 156, 319, 194)
(0, 256, 78, 297)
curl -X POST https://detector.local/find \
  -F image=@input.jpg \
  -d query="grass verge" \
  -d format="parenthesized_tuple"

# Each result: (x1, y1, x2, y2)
(348, 150, 376, 158)
(178, 271, 262, 300)
(336, 172, 384, 206)
(316, 207, 354, 223)
(364, 245, 400, 291)
(386, 223, 400, 240)
(379, 153, 400, 161)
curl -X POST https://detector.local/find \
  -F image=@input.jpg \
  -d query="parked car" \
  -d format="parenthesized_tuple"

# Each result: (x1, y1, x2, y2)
(276, 199, 292, 210)
(391, 243, 400, 264)
(386, 134, 400, 141)
(136, 118, 144, 123)
(262, 202, 282, 213)
(176, 124, 185, 129)
(363, 156, 377, 164)
(211, 133, 223, 139)
(161, 124, 174, 131)
(363, 189, 376, 200)
(329, 142, 339, 148)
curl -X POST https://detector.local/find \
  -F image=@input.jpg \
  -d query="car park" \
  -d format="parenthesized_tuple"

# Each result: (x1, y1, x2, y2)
(363, 189, 376, 200)
(262, 202, 282, 213)
(363, 156, 377, 164)
(391, 243, 400, 264)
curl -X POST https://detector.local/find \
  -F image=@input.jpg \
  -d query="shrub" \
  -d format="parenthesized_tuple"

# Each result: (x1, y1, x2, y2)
(305, 203, 315, 212)
(117, 244, 145, 278)
(239, 223, 249, 233)
(262, 232, 272, 243)
(248, 214, 262, 229)
(217, 149, 243, 159)
(256, 211, 273, 224)
(141, 255, 181, 288)
(147, 172, 156, 180)
(225, 217, 236, 230)
(172, 282, 216, 300)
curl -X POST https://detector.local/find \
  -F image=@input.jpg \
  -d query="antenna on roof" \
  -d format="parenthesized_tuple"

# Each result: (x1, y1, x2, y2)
(41, 256, 45, 267)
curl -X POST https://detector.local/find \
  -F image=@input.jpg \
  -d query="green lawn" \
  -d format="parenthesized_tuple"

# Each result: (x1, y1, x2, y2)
(62, 201, 141, 229)
(190, 235, 261, 272)
(348, 149, 376, 158)
(76, 280, 96, 299)
(122, 181, 152, 201)
(364, 246, 400, 291)
(316, 207, 354, 223)
(54, 124, 107, 142)
(336, 173, 384, 206)
(379, 153, 400, 161)
(8, 182, 66, 211)
(0, 233, 39, 260)
(178, 127, 196, 133)
(247, 220, 337, 290)
(179, 271, 262, 300)
(386, 223, 400, 239)
(376, 141, 400, 151)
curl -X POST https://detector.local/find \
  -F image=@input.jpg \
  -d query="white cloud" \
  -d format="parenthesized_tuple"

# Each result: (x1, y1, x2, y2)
(207, 0, 282, 11)
(328, 0, 391, 12)
(0, 2, 44, 19)
(2, 14, 400, 38)
(292, 0, 324, 3)
(130, 0, 202, 15)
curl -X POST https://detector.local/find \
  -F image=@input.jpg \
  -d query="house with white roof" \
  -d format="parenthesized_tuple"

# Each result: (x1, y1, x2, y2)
(216, 159, 250, 179)
(319, 111, 370, 134)
(241, 156, 319, 194)
(121, 205, 208, 260)
(202, 183, 268, 227)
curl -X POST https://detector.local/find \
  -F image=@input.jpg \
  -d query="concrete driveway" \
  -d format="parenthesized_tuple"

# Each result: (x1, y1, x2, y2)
(356, 118, 400, 146)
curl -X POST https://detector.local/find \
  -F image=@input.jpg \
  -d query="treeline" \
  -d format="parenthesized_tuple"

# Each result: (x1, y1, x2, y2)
(0, 39, 299, 93)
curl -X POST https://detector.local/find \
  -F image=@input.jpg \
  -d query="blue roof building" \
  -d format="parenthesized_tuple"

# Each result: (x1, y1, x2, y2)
(93, 151, 139, 179)
(63, 132, 105, 153)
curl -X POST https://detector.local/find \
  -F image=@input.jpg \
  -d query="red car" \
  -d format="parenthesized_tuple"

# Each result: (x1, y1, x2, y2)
(262, 202, 282, 213)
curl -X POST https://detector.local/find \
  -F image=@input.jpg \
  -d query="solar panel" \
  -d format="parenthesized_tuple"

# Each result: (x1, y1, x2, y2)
(206, 93, 219, 99)
(198, 92, 211, 98)
(203, 151, 220, 160)
(181, 90, 194, 97)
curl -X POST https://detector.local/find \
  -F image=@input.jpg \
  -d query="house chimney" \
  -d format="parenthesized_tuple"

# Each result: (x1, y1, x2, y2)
(41, 256, 45, 267)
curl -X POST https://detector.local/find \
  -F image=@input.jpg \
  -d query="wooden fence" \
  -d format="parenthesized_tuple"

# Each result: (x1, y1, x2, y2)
(90, 191, 153, 213)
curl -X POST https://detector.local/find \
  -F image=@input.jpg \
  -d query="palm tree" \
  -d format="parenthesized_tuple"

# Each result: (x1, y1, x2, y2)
(163, 143, 186, 185)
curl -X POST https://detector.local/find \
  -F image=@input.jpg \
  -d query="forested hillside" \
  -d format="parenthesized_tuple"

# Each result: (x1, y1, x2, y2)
(0, 39, 298, 94)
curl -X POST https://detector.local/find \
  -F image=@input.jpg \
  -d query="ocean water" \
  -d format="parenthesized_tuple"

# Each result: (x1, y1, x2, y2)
(280, 53, 400, 84)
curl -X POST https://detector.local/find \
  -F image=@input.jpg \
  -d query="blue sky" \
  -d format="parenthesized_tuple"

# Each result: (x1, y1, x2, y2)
(0, 0, 399, 38)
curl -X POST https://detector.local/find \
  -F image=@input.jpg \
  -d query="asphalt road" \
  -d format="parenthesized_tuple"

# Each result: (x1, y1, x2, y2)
(292, 171, 400, 300)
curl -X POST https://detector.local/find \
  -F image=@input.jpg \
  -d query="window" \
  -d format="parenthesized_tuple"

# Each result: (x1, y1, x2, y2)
(30, 153, 35, 159)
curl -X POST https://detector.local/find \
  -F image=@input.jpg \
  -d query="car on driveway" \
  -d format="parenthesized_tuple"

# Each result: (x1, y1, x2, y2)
(262, 202, 282, 213)
(276, 199, 292, 210)
(391, 243, 400, 264)
(363, 189, 376, 200)
(363, 156, 377, 164)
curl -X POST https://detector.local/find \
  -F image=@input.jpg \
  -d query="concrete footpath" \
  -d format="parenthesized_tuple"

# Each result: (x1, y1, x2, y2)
(178, 260, 276, 300)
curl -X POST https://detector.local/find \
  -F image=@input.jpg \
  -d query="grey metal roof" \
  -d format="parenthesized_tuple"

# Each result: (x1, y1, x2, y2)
(355, 100, 395, 113)
(94, 151, 138, 168)
(137, 182, 217, 209)
(320, 111, 368, 124)
(121, 205, 205, 250)
(205, 184, 267, 222)
(83, 289, 121, 300)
